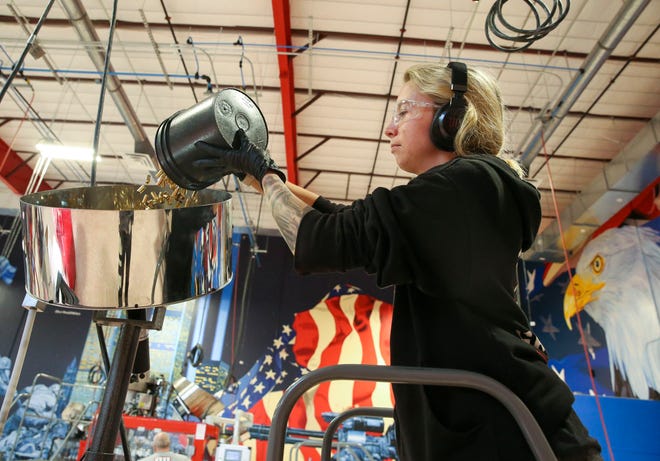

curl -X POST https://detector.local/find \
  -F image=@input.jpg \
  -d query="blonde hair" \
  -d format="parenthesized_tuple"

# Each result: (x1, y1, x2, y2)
(403, 62, 524, 177)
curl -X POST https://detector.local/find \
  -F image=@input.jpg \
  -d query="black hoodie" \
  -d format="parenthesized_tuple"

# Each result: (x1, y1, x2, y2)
(295, 154, 576, 460)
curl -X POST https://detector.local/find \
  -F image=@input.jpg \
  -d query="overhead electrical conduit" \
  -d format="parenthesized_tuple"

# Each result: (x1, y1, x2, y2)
(516, 0, 655, 261)
(517, 0, 650, 169)
(59, 0, 156, 161)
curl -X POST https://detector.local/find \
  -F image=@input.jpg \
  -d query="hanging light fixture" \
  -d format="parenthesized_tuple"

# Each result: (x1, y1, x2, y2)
(35, 143, 97, 161)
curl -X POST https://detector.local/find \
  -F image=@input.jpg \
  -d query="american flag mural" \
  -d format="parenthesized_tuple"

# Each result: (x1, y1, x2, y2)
(215, 284, 395, 461)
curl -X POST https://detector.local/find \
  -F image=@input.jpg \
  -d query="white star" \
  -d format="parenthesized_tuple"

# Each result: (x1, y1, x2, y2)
(265, 370, 276, 380)
(281, 370, 288, 378)
(282, 325, 292, 335)
(264, 355, 273, 365)
(254, 382, 265, 394)
(273, 338, 284, 348)
(275, 377, 283, 385)
(279, 349, 289, 360)
(551, 365, 566, 382)
(249, 376, 257, 385)
(241, 396, 251, 408)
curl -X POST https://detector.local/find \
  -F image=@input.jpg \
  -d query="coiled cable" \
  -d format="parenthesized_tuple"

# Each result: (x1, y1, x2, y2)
(485, 0, 571, 52)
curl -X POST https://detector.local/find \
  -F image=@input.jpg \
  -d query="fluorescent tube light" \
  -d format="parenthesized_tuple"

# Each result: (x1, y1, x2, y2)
(36, 143, 98, 162)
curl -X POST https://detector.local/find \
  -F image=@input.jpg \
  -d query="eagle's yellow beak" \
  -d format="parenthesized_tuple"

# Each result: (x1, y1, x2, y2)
(563, 274, 605, 330)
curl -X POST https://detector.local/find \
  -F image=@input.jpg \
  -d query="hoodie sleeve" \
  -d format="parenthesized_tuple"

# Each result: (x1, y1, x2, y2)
(294, 174, 471, 297)
(295, 156, 542, 301)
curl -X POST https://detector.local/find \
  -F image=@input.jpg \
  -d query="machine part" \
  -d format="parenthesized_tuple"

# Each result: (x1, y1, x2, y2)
(173, 377, 225, 420)
(20, 185, 232, 309)
(320, 407, 394, 461)
(205, 410, 254, 446)
(127, 308, 151, 392)
(215, 444, 250, 461)
(154, 87, 269, 190)
(187, 344, 204, 368)
(78, 415, 220, 461)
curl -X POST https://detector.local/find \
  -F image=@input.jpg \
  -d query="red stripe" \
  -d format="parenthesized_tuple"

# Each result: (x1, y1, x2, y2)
(313, 297, 353, 428)
(291, 397, 318, 461)
(299, 446, 320, 461)
(379, 302, 393, 366)
(249, 400, 270, 461)
(292, 310, 319, 368)
(379, 302, 396, 405)
(289, 397, 308, 429)
(352, 294, 377, 406)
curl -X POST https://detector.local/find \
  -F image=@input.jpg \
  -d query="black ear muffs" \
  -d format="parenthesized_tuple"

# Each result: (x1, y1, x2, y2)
(430, 62, 468, 152)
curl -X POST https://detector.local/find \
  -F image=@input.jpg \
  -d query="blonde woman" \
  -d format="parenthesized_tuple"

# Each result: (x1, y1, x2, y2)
(195, 62, 602, 461)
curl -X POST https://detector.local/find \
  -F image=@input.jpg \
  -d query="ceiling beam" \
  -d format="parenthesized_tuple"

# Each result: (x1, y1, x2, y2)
(271, 0, 299, 185)
(10, 74, 654, 125)
(1, 16, 656, 65)
(0, 137, 50, 194)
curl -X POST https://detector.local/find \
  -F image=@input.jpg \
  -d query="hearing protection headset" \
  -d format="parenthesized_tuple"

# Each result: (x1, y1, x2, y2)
(430, 61, 468, 152)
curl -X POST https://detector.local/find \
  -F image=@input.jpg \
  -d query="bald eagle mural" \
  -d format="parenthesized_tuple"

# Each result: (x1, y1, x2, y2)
(563, 225, 660, 400)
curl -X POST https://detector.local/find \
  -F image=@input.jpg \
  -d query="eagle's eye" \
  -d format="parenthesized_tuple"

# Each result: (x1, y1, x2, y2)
(590, 254, 604, 274)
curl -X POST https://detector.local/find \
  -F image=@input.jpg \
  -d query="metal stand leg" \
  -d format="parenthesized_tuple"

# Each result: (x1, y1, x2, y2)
(84, 307, 165, 461)
(85, 322, 141, 461)
(0, 297, 45, 435)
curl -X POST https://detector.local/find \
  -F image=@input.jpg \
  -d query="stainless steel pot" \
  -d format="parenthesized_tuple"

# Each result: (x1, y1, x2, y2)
(20, 185, 232, 309)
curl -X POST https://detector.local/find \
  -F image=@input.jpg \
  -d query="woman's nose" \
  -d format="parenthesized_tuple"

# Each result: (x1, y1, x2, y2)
(385, 120, 397, 138)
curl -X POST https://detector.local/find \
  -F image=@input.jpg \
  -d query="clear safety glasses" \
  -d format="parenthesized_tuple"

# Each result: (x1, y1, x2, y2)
(390, 99, 441, 127)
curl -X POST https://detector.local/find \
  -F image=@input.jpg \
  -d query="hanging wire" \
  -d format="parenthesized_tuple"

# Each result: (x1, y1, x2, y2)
(0, 0, 56, 103)
(485, 0, 571, 52)
(186, 36, 201, 76)
(540, 129, 616, 461)
(186, 36, 213, 93)
(238, 52, 260, 105)
(234, 36, 248, 91)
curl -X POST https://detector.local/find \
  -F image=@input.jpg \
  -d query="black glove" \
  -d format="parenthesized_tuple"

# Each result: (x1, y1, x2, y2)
(194, 129, 286, 183)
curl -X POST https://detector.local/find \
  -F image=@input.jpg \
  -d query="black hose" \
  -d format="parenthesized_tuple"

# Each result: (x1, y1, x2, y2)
(485, 0, 571, 52)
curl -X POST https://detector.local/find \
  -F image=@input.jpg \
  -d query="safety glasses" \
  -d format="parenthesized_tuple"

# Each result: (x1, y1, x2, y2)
(390, 99, 441, 126)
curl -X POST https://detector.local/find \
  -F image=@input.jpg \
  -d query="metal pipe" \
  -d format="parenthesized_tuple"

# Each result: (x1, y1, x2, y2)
(7, 372, 62, 461)
(0, 303, 40, 434)
(265, 364, 557, 461)
(518, 0, 651, 169)
(89, 0, 119, 187)
(59, 0, 156, 159)
(96, 323, 132, 461)
(48, 400, 100, 461)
